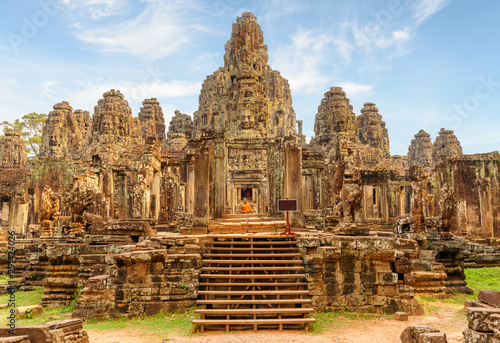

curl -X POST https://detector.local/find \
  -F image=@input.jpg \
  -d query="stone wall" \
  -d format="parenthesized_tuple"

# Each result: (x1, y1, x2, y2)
(298, 234, 423, 315)
(71, 236, 202, 318)
(434, 152, 500, 240)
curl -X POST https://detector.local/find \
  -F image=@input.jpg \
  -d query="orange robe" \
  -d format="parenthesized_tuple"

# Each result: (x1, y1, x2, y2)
(242, 204, 251, 213)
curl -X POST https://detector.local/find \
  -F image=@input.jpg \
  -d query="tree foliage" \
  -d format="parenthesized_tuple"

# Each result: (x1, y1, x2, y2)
(1, 112, 47, 157)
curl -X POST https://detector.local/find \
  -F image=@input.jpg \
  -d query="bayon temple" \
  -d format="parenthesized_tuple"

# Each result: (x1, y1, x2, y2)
(0, 12, 499, 333)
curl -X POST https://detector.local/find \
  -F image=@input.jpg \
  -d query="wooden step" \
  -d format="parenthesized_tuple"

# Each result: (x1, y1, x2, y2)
(200, 273, 307, 279)
(199, 282, 308, 287)
(193, 318, 316, 325)
(203, 247, 299, 252)
(203, 253, 299, 258)
(196, 308, 314, 315)
(204, 241, 296, 246)
(199, 290, 310, 296)
(202, 259, 302, 265)
(197, 299, 312, 305)
(202, 266, 304, 272)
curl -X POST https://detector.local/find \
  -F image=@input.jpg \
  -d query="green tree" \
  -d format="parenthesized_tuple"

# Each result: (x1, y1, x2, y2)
(1, 112, 47, 157)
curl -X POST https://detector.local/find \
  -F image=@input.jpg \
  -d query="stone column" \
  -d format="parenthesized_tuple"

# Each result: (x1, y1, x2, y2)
(193, 143, 210, 231)
(478, 178, 494, 239)
(284, 143, 305, 227)
(213, 137, 226, 219)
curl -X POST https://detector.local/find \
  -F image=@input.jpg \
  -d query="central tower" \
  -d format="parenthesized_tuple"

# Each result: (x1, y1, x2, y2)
(191, 13, 304, 227)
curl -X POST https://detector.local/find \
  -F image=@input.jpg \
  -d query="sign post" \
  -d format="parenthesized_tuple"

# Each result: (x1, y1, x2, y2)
(278, 198, 298, 236)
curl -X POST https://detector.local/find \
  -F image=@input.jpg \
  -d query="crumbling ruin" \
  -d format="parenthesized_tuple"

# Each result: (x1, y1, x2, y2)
(0, 11, 499, 333)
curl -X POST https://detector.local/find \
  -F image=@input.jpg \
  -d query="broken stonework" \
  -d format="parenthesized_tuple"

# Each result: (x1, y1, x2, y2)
(479, 290, 500, 308)
(408, 130, 434, 168)
(314, 87, 358, 149)
(138, 98, 166, 142)
(0, 130, 28, 168)
(39, 101, 91, 159)
(357, 102, 390, 159)
(0, 319, 88, 343)
(400, 325, 445, 343)
(433, 128, 463, 164)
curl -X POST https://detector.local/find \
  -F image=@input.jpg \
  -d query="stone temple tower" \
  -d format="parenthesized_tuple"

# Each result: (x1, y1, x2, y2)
(193, 12, 297, 139)
(189, 12, 304, 228)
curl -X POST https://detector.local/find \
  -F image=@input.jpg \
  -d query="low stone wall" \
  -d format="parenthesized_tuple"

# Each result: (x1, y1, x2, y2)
(298, 234, 424, 315)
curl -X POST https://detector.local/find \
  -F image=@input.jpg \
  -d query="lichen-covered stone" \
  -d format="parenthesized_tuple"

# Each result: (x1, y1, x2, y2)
(0, 130, 27, 167)
(433, 128, 462, 163)
(408, 130, 434, 168)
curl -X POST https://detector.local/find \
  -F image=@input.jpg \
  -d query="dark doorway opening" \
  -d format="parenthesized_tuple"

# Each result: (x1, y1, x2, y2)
(241, 188, 252, 200)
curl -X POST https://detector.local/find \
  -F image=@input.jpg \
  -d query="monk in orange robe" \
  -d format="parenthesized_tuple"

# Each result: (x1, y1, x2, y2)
(242, 203, 251, 213)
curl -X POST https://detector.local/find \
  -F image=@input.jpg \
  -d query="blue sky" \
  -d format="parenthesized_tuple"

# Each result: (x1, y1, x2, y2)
(0, 0, 499, 155)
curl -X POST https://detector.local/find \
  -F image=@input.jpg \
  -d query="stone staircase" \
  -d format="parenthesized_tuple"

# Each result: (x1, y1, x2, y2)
(207, 214, 287, 234)
(193, 235, 315, 331)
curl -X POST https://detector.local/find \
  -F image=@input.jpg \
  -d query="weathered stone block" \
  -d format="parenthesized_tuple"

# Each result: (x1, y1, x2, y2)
(395, 311, 409, 321)
(419, 332, 447, 343)
(487, 314, 500, 339)
(479, 291, 500, 308)
(16, 305, 44, 318)
(377, 285, 396, 296)
(466, 307, 500, 332)
(463, 328, 496, 343)
(465, 299, 495, 310)
(400, 326, 440, 343)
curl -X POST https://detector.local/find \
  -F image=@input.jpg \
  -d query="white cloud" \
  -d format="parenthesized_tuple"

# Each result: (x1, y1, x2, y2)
(39, 81, 60, 101)
(64, 79, 201, 114)
(72, 0, 211, 59)
(337, 82, 374, 97)
(413, 0, 452, 26)
(271, 29, 329, 94)
(393, 27, 413, 42)
(61, 0, 130, 19)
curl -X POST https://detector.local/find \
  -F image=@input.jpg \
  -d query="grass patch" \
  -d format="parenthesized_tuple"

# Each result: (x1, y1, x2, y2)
(84, 308, 198, 339)
(465, 267, 500, 294)
(417, 267, 500, 313)
(0, 288, 78, 327)
(0, 275, 10, 285)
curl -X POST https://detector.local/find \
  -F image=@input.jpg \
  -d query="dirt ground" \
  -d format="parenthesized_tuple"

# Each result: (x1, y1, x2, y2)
(86, 302, 467, 343)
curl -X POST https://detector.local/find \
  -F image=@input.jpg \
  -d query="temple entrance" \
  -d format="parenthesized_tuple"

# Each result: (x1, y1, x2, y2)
(241, 188, 252, 200)
(227, 147, 269, 216)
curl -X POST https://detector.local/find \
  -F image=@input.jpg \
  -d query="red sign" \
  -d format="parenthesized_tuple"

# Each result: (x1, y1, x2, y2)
(278, 199, 298, 212)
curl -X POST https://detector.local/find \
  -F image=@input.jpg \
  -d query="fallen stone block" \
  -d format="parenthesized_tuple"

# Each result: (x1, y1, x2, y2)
(395, 311, 409, 321)
(479, 291, 500, 308)
(465, 299, 494, 310)
(16, 305, 43, 319)
(400, 325, 440, 343)
(419, 332, 448, 343)
(463, 328, 496, 343)
(487, 314, 500, 339)
(466, 307, 500, 332)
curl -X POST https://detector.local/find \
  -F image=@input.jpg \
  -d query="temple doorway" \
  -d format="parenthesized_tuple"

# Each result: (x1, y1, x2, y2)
(241, 188, 252, 200)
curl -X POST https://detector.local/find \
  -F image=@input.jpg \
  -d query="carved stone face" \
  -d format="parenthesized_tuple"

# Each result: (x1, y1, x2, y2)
(239, 106, 254, 130)
(100, 115, 114, 135)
